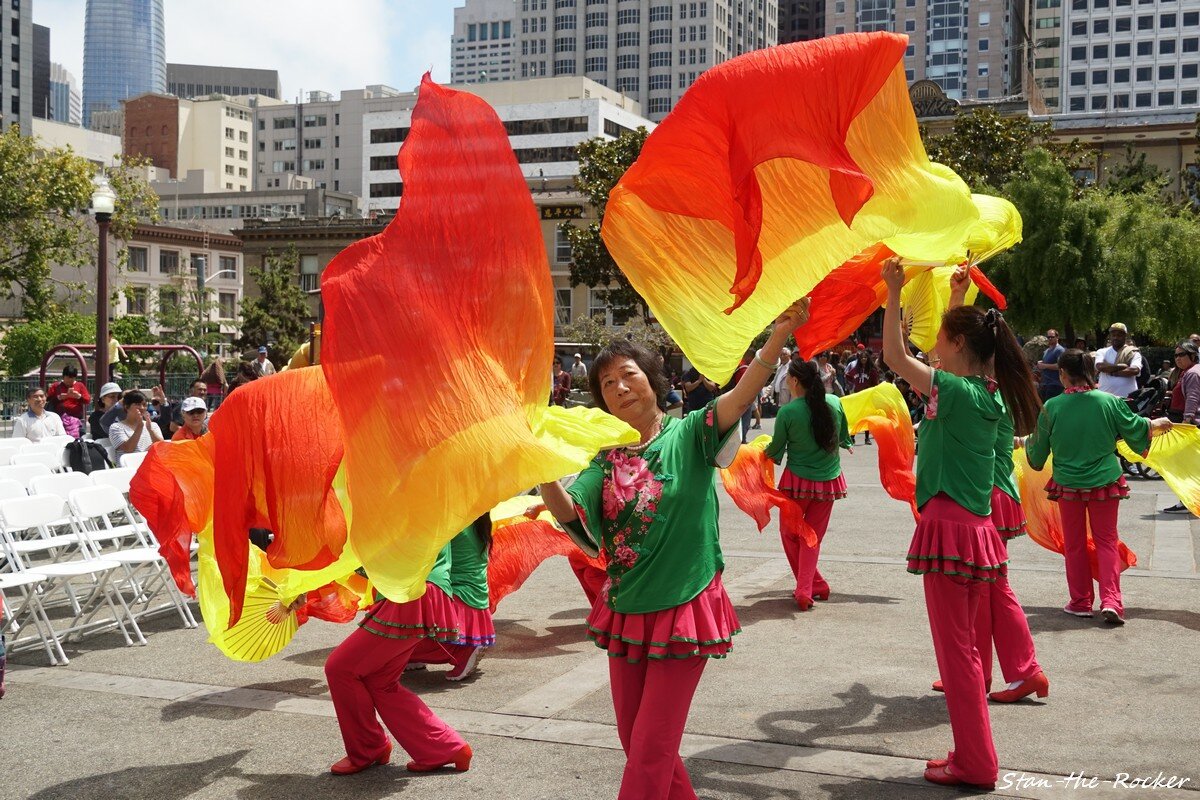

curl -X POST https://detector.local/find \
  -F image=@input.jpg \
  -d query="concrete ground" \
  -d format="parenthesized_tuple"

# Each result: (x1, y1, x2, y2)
(5, 418, 1199, 800)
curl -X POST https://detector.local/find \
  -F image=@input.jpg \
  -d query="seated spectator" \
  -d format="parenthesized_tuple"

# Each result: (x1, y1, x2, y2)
(89, 382, 123, 439)
(226, 361, 260, 395)
(12, 387, 66, 442)
(172, 397, 209, 441)
(107, 390, 164, 465)
(157, 379, 208, 435)
(46, 365, 91, 439)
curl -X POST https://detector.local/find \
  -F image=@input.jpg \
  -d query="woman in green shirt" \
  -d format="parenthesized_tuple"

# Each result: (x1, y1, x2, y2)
(408, 514, 495, 682)
(538, 299, 808, 800)
(1024, 349, 1170, 625)
(882, 257, 1042, 791)
(764, 359, 852, 609)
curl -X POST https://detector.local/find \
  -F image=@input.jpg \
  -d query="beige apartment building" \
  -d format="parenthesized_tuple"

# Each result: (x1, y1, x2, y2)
(123, 93, 256, 192)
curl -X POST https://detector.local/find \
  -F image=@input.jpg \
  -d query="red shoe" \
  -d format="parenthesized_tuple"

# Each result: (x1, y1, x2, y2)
(446, 646, 485, 682)
(794, 593, 814, 611)
(812, 588, 830, 601)
(932, 678, 991, 693)
(407, 743, 473, 773)
(923, 764, 995, 790)
(331, 741, 392, 775)
(988, 671, 1050, 703)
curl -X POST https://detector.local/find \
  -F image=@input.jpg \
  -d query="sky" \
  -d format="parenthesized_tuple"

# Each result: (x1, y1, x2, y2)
(33, 0, 455, 99)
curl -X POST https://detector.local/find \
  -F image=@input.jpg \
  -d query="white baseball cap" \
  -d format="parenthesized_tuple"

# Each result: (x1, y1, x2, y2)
(181, 397, 207, 413)
(99, 382, 122, 398)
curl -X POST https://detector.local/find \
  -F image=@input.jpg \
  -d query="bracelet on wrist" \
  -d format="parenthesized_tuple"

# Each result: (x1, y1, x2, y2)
(753, 349, 775, 370)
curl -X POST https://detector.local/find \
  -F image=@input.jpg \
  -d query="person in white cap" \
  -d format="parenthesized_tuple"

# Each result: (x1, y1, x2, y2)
(172, 396, 210, 441)
(89, 382, 123, 438)
(1095, 323, 1142, 398)
(570, 352, 588, 381)
(254, 346, 276, 377)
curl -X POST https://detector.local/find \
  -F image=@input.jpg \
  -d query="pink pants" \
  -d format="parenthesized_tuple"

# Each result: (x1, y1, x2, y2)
(974, 545, 1041, 685)
(410, 638, 474, 668)
(1058, 498, 1123, 615)
(780, 499, 834, 602)
(924, 573, 998, 785)
(610, 656, 706, 800)
(325, 625, 466, 767)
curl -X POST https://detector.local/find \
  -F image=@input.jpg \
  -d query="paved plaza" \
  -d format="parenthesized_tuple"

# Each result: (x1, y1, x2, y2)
(5, 419, 1199, 800)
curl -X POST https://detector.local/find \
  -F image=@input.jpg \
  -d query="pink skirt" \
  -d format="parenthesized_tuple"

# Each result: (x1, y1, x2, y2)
(358, 583, 460, 641)
(587, 573, 741, 663)
(453, 601, 496, 647)
(990, 487, 1027, 541)
(1046, 476, 1129, 502)
(779, 471, 847, 501)
(907, 494, 1008, 583)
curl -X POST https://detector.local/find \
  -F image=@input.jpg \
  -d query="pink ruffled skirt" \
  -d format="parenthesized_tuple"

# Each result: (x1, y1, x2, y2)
(990, 487, 1027, 541)
(1046, 476, 1129, 502)
(587, 572, 741, 663)
(453, 601, 496, 647)
(907, 494, 1008, 583)
(358, 583, 460, 641)
(779, 471, 847, 501)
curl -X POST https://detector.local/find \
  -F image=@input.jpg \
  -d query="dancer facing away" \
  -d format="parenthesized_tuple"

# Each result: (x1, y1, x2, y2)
(324, 539, 472, 776)
(1024, 349, 1170, 625)
(409, 515, 495, 681)
(764, 359, 852, 610)
(539, 299, 809, 800)
(881, 257, 1042, 790)
(929, 270, 1049, 703)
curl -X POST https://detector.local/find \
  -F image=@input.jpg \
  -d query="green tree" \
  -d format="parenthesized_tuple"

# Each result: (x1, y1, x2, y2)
(560, 127, 651, 318)
(922, 107, 1088, 191)
(0, 312, 153, 376)
(988, 149, 1113, 341)
(150, 274, 225, 357)
(1105, 144, 1169, 196)
(236, 247, 312, 360)
(0, 127, 158, 319)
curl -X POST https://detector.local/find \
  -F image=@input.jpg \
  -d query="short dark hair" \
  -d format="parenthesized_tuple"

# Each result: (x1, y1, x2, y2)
(26, 387, 45, 399)
(62, 365, 78, 377)
(191, 379, 206, 389)
(588, 340, 669, 413)
(123, 390, 147, 407)
(553, 355, 563, 367)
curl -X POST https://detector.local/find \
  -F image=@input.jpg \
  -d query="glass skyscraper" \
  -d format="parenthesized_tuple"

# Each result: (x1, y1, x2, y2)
(82, 0, 165, 127)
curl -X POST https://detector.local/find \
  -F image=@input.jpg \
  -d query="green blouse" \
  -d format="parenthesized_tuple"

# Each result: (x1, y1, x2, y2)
(916, 371, 1001, 517)
(566, 400, 738, 614)
(764, 395, 852, 481)
(449, 525, 490, 610)
(993, 400, 1020, 502)
(1025, 389, 1151, 488)
(426, 541, 454, 598)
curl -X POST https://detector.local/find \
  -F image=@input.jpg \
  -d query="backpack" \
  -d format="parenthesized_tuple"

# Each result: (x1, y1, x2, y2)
(65, 440, 112, 475)
(1137, 355, 1151, 389)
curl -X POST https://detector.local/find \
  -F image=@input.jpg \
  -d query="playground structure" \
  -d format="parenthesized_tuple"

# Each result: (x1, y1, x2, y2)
(38, 344, 204, 391)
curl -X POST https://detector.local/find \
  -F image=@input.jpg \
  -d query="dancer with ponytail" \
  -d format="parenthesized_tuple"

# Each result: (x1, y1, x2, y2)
(764, 360, 852, 609)
(408, 514, 495, 681)
(539, 299, 809, 800)
(1024, 349, 1171, 625)
(881, 257, 1041, 790)
(929, 270, 1050, 704)
(323, 539, 472, 776)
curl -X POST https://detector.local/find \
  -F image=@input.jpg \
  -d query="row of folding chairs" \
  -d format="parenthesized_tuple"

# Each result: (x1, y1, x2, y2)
(0, 467, 196, 666)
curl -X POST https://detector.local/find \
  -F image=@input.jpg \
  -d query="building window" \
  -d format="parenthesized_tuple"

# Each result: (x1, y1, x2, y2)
(555, 37, 577, 52)
(1184, 63, 1199, 78)
(224, 127, 235, 139)
(586, 12, 608, 26)
(647, 97, 671, 114)
(302, 159, 325, 170)
(1113, 94, 1130, 108)
(512, 145, 578, 163)
(585, 56, 608, 71)
(1162, 13, 1177, 28)
(1137, 41, 1153, 56)
(616, 77, 640, 92)
(555, 227, 573, 263)
(1161, 39, 1177, 54)
(905, 19, 915, 32)
(1093, 18, 1109, 33)
(555, 59, 577, 75)
(1159, 91, 1176, 105)
(649, 5, 672, 21)
(979, 11, 990, 24)
(219, 255, 238, 279)
(1093, 69, 1108, 84)
(1115, 42, 1131, 57)
(369, 127, 410, 144)
(1091, 95, 1107, 109)
(303, 138, 323, 149)
(1136, 92, 1152, 107)
(1070, 71, 1086, 86)
(159, 250, 179, 275)
(649, 51, 671, 67)
(616, 8, 639, 24)
(617, 54, 639, 69)
(218, 292, 237, 319)
(1137, 14, 1153, 30)
(1136, 66, 1152, 81)
(369, 182, 404, 198)
(126, 287, 148, 316)
(1114, 67, 1130, 82)
(158, 288, 178, 313)
(1185, 38, 1199, 52)
(617, 31, 639, 47)
(650, 27, 672, 44)
(300, 255, 320, 292)
(303, 114, 327, 127)
(648, 74, 671, 90)
(128, 247, 148, 273)
(555, 288, 573, 327)
(1160, 64, 1176, 80)
(1069, 97, 1086, 111)
(1094, 44, 1108, 58)
(1071, 46, 1087, 61)
(1183, 89, 1199, 104)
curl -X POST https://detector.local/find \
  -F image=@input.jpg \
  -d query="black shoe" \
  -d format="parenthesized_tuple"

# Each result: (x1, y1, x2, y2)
(1162, 503, 1191, 514)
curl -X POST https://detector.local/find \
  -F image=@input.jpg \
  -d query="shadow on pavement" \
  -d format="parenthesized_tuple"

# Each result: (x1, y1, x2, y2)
(823, 593, 903, 607)
(487, 620, 584, 659)
(159, 678, 327, 722)
(28, 751, 251, 800)
(284, 646, 336, 668)
(234, 768, 411, 800)
(735, 595, 799, 625)
(757, 683, 945, 745)
(1126, 607, 1200, 632)
(548, 607, 592, 620)
(1022, 606, 1102, 634)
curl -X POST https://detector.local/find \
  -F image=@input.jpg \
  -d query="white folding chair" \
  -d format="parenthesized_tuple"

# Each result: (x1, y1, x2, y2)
(69, 485, 196, 630)
(0, 570, 62, 665)
(0, 478, 28, 501)
(20, 441, 64, 455)
(0, 491, 81, 561)
(0, 494, 142, 659)
(90, 467, 136, 495)
(0, 463, 52, 490)
(44, 435, 76, 450)
(0, 441, 26, 461)
(93, 437, 117, 466)
(30, 472, 134, 547)
(119, 451, 148, 472)
(11, 451, 64, 472)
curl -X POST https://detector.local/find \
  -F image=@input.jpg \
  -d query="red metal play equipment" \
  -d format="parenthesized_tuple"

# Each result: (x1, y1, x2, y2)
(38, 344, 204, 390)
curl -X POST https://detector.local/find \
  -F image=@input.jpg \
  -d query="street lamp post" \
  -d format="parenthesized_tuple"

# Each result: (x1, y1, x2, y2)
(91, 175, 117, 397)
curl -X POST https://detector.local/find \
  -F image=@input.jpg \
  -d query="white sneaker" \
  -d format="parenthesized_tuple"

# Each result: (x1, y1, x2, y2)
(404, 662, 428, 672)
(1100, 607, 1126, 625)
(1062, 605, 1094, 618)
(446, 646, 485, 682)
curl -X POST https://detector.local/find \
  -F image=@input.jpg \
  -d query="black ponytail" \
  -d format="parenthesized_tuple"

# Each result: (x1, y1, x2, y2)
(789, 360, 836, 452)
(472, 512, 493, 554)
(941, 306, 1042, 436)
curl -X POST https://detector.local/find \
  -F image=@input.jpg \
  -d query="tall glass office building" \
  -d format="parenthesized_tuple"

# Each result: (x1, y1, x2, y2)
(82, 0, 165, 127)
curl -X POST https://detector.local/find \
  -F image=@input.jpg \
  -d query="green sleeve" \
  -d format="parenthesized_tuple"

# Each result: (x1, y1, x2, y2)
(1025, 409, 1052, 471)
(564, 457, 606, 555)
(679, 399, 741, 468)
(1111, 396, 1152, 455)
(764, 405, 789, 463)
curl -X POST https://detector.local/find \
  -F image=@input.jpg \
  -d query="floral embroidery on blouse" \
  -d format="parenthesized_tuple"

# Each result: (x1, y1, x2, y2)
(1064, 386, 1092, 394)
(926, 383, 940, 419)
(599, 448, 664, 593)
